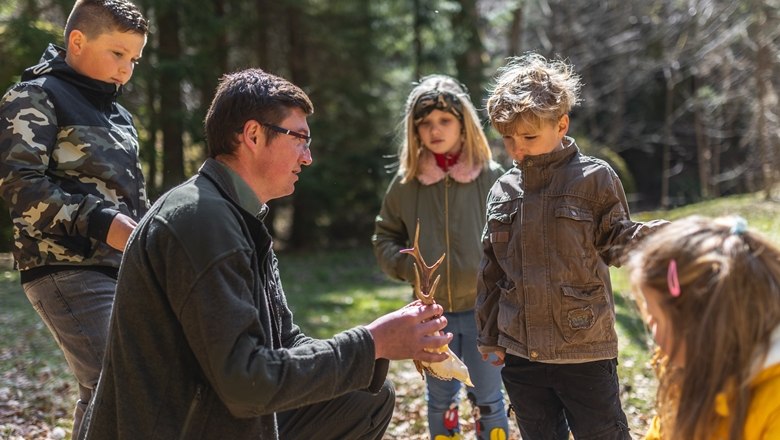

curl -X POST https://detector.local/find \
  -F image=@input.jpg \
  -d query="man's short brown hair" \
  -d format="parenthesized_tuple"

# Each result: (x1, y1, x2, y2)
(204, 68, 314, 158)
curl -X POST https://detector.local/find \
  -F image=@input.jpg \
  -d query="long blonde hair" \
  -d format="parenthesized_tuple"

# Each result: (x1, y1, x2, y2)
(628, 215, 780, 440)
(398, 74, 491, 183)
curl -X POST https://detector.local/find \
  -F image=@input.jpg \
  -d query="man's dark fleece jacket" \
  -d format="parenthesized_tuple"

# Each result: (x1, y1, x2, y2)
(79, 159, 388, 439)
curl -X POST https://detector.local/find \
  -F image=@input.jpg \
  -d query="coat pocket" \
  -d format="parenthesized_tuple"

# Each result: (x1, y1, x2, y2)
(554, 205, 594, 259)
(497, 282, 527, 348)
(559, 284, 612, 345)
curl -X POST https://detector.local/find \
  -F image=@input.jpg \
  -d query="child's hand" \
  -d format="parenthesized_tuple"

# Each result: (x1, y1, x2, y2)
(107, 213, 138, 251)
(482, 350, 505, 366)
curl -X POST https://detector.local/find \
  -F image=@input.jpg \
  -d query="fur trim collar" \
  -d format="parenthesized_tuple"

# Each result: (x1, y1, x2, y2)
(416, 150, 482, 185)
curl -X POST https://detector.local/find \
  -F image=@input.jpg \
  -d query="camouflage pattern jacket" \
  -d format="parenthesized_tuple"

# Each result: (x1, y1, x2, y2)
(0, 44, 149, 273)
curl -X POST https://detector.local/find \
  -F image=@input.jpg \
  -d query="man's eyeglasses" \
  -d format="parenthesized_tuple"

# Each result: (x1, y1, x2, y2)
(262, 123, 312, 148)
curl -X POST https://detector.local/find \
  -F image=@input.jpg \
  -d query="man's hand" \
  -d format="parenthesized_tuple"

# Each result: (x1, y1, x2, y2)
(366, 301, 452, 362)
(106, 213, 138, 252)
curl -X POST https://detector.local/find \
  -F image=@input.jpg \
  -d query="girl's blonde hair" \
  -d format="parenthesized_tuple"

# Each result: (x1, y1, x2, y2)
(398, 74, 491, 183)
(486, 52, 581, 136)
(628, 215, 780, 440)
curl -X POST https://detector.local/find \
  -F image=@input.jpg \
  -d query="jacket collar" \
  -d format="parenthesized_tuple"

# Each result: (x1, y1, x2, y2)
(714, 324, 780, 418)
(416, 149, 482, 185)
(22, 44, 123, 103)
(516, 136, 578, 169)
(198, 158, 269, 220)
(755, 324, 780, 375)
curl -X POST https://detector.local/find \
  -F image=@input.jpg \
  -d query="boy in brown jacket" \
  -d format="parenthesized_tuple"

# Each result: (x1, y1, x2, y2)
(476, 52, 665, 439)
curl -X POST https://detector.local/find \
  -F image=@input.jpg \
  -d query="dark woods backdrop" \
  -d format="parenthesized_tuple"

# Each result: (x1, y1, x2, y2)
(1, 0, 778, 252)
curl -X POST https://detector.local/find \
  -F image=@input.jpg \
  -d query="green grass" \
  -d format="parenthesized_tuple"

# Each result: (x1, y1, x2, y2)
(278, 247, 411, 339)
(0, 269, 75, 438)
(2, 191, 780, 438)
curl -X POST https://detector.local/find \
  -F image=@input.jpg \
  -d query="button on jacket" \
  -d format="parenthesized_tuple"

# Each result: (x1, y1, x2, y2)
(476, 138, 664, 362)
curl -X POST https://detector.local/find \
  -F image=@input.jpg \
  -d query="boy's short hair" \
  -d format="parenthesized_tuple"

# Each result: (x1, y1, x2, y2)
(204, 68, 314, 158)
(64, 0, 148, 41)
(486, 52, 582, 136)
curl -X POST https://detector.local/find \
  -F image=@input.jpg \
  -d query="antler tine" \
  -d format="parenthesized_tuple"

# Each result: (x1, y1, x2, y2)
(400, 219, 445, 304)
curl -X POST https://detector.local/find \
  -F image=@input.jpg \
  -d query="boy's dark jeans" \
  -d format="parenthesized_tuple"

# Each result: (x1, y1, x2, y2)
(502, 354, 631, 440)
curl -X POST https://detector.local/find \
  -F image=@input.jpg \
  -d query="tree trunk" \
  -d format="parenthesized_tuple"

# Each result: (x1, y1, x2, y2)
(692, 76, 712, 200)
(412, 0, 423, 79)
(508, 1, 524, 56)
(143, 72, 159, 198)
(287, 3, 311, 249)
(750, 5, 777, 200)
(158, 4, 185, 191)
(661, 66, 674, 209)
(255, 0, 271, 68)
(453, 0, 486, 107)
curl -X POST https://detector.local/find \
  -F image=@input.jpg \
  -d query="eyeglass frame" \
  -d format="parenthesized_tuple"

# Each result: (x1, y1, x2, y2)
(261, 122, 312, 148)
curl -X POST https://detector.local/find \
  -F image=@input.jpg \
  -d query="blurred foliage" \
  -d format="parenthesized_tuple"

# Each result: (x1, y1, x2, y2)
(1, 0, 779, 252)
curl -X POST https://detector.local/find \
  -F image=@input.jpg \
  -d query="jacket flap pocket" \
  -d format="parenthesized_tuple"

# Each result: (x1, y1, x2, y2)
(555, 205, 593, 222)
(561, 284, 605, 301)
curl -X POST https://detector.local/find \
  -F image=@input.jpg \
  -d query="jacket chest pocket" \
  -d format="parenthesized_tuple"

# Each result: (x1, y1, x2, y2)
(486, 197, 520, 260)
(554, 204, 595, 258)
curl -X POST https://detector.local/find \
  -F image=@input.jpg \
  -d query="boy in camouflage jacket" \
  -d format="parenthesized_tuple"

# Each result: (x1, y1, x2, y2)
(0, 1, 149, 437)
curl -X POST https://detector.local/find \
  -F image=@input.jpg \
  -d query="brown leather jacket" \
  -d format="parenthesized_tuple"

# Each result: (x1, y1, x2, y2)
(476, 138, 665, 362)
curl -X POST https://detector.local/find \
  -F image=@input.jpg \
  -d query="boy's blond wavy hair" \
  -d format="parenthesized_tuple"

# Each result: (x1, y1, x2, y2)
(486, 52, 581, 135)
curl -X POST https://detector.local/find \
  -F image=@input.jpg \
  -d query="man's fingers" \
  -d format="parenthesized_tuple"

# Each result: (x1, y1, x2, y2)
(419, 316, 447, 336)
(421, 331, 451, 349)
(415, 303, 444, 320)
(416, 350, 449, 363)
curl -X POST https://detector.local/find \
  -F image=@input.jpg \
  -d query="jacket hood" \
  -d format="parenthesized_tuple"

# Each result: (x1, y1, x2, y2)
(416, 149, 482, 185)
(21, 44, 123, 99)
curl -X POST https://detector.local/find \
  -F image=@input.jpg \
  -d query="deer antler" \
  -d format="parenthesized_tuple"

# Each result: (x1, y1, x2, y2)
(398, 219, 473, 387)
(400, 219, 445, 305)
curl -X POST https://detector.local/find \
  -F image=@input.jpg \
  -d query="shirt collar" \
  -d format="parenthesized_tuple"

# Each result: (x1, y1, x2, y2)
(212, 160, 268, 219)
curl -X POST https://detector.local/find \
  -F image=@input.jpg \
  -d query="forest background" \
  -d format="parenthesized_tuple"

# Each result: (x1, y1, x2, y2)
(2, 1, 780, 438)
(1, 0, 779, 251)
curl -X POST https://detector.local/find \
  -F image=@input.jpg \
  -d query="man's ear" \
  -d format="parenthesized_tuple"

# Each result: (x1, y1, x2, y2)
(68, 30, 86, 55)
(241, 120, 264, 149)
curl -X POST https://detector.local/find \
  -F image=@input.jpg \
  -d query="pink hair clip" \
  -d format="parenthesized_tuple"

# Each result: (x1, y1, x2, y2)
(667, 259, 681, 297)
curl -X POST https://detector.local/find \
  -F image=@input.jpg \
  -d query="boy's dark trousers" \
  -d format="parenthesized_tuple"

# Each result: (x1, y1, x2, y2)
(502, 354, 631, 440)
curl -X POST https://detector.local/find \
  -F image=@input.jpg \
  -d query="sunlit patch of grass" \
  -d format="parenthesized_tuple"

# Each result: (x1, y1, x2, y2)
(0, 269, 75, 438)
(611, 266, 657, 435)
(279, 247, 412, 339)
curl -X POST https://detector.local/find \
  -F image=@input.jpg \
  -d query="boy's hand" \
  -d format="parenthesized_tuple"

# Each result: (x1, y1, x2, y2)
(106, 213, 138, 252)
(481, 350, 506, 366)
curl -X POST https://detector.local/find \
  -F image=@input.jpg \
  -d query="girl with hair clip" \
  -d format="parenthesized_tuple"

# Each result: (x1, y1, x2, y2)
(627, 215, 780, 440)
(372, 74, 509, 439)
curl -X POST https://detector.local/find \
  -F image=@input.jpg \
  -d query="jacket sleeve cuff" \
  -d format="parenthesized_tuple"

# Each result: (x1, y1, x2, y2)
(367, 358, 389, 394)
(87, 204, 121, 243)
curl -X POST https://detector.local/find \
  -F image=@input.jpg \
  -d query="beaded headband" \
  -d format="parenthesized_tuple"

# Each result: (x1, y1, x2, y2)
(412, 90, 465, 125)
